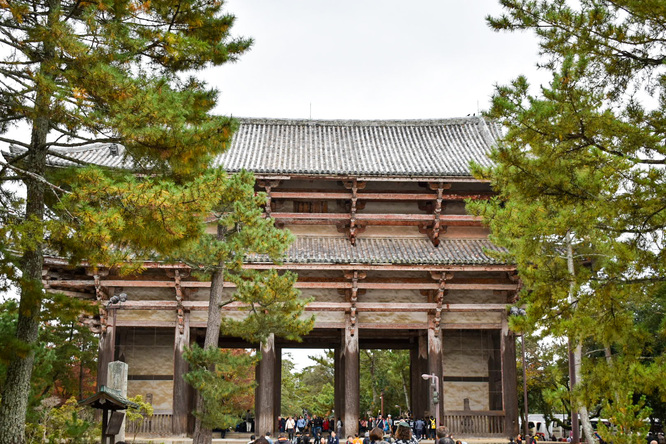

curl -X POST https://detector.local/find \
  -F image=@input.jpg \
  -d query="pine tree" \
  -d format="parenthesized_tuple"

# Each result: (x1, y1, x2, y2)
(469, 2, 666, 443)
(0, 0, 255, 441)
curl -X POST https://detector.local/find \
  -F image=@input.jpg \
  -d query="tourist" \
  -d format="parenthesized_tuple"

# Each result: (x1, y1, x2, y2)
(393, 421, 418, 444)
(287, 416, 296, 440)
(297, 416, 307, 434)
(278, 434, 291, 444)
(248, 435, 256, 444)
(329, 430, 340, 444)
(266, 432, 274, 444)
(370, 427, 384, 444)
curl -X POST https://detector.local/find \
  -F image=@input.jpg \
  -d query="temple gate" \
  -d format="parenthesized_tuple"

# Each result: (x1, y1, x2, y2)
(40, 117, 519, 438)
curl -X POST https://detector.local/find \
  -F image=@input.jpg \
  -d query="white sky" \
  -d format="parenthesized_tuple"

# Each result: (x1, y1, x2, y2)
(210, 0, 549, 121)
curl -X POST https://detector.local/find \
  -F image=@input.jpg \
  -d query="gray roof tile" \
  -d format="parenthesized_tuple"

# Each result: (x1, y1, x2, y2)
(218, 117, 497, 177)
(249, 237, 505, 265)
(4, 117, 498, 177)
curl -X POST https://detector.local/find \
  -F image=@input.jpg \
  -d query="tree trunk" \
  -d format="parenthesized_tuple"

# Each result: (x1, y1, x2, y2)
(0, 10, 55, 437)
(574, 344, 595, 443)
(565, 233, 593, 444)
(400, 368, 410, 413)
(192, 225, 226, 444)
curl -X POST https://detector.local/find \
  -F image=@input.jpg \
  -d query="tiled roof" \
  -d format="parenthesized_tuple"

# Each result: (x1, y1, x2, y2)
(2, 117, 498, 177)
(5, 143, 133, 169)
(249, 237, 505, 265)
(218, 117, 497, 177)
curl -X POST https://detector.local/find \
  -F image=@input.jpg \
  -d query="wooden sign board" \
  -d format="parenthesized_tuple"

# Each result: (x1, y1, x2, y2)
(106, 411, 125, 435)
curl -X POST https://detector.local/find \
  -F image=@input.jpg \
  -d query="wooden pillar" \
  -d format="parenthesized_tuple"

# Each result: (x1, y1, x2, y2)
(334, 347, 345, 421)
(173, 312, 190, 436)
(97, 324, 115, 391)
(256, 333, 276, 436)
(501, 319, 519, 437)
(410, 331, 428, 418)
(343, 317, 359, 437)
(427, 315, 444, 422)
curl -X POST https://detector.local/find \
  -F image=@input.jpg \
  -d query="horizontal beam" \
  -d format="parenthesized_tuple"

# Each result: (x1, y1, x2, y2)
(269, 191, 492, 201)
(110, 301, 507, 312)
(47, 279, 518, 291)
(271, 212, 482, 226)
(114, 319, 502, 331)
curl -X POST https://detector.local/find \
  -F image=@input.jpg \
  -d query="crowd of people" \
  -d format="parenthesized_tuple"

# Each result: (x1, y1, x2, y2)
(244, 413, 465, 444)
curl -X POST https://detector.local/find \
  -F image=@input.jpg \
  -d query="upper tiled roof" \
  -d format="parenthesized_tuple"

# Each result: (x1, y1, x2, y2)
(249, 237, 505, 265)
(2, 117, 498, 178)
(5, 143, 133, 169)
(217, 117, 497, 177)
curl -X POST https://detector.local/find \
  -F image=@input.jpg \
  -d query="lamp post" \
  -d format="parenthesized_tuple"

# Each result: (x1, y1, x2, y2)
(421, 373, 440, 428)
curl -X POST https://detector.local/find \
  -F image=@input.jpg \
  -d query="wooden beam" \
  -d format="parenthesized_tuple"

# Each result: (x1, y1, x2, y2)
(114, 300, 507, 312)
(46, 279, 519, 291)
(269, 191, 492, 201)
(270, 212, 482, 226)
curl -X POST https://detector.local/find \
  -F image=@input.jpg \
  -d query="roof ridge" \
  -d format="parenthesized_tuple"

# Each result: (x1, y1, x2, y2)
(236, 116, 484, 127)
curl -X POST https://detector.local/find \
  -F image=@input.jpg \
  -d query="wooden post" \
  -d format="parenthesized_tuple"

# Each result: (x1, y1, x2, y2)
(427, 317, 443, 423)
(501, 319, 519, 437)
(173, 312, 190, 436)
(410, 331, 428, 418)
(97, 325, 115, 391)
(256, 333, 276, 436)
(334, 347, 345, 422)
(343, 316, 359, 437)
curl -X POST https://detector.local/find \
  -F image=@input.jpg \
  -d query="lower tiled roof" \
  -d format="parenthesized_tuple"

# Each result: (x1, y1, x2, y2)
(250, 237, 506, 265)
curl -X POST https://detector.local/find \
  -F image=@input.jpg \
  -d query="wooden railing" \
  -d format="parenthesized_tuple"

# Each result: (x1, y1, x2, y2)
(126, 411, 173, 436)
(442, 411, 505, 436)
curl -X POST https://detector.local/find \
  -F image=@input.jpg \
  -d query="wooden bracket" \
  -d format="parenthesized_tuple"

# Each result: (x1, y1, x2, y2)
(429, 271, 453, 331)
(418, 183, 451, 246)
(337, 180, 367, 245)
(94, 275, 110, 333)
(344, 271, 366, 336)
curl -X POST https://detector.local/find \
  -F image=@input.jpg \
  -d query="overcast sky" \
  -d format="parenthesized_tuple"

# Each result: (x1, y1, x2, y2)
(211, 0, 549, 121)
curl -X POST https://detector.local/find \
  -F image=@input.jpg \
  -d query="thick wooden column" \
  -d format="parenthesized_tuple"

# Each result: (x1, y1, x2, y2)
(334, 347, 345, 421)
(256, 333, 277, 436)
(97, 322, 115, 390)
(343, 318, 359, 437)
(427, 316, 444, 422)
(410, 331, 428, 418)
(173, 312, 190, 436)
(501, 319, 519, 437)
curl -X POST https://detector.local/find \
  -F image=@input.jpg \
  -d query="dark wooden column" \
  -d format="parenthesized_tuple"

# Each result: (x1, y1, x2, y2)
(343, 317, 359, 437)
(501, 319, 519, 437)
(173, 312, 190, 436)
(334, 347, 345, 421)
(410, 330, 428, 418)
(427, 316, 444, 421)
(97, 316, 115, 390)
(256, 333, 277, 436)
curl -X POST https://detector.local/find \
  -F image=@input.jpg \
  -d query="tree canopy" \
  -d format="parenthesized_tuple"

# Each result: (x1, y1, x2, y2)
(468, 1, 666, 443)
(0, 0, 315, 441)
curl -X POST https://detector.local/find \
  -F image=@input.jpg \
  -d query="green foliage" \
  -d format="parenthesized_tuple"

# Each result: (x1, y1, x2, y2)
(0, 297, 98, 417)
(24, 397, 98, 444)
(0, 0, 253, 437)
(360, 350, 409, 418)
(469, 0, 666, 439)
(126, 394, 154, 443)
(184, 345, 256, 430)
